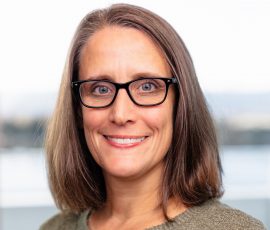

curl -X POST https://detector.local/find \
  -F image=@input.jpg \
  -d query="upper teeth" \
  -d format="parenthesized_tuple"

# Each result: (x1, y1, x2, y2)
(107, 137, 145, 144)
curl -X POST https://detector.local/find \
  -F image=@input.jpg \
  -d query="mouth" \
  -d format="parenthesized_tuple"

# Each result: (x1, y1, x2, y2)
(103, 135, 148, 148)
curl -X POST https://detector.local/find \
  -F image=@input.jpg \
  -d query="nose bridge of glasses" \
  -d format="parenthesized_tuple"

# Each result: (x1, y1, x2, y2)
(114, 81, 134, 102)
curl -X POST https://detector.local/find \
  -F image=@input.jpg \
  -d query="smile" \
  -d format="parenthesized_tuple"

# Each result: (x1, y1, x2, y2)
(104, 135, 148, 148)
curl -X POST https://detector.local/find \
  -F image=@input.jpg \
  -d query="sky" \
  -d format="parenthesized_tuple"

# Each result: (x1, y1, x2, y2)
(0, 0, 270, 97)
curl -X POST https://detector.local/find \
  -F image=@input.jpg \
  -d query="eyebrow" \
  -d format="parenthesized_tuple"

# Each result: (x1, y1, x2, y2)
(84, 75, 113, 81)
(84, 72, 168, 82)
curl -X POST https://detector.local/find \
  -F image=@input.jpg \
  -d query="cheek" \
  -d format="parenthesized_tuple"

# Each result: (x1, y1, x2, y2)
(82, 108, 106, 130)
(147, 89, 174, 128)
(81, 108, 106, 152)
(143, 104, 174, 135)
(145, 92, 175, 147)
(81, 108, 107, 163)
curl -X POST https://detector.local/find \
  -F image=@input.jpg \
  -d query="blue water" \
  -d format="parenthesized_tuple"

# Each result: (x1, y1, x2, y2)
(0, 146, 270, 207)
(220, 145, 270, 200)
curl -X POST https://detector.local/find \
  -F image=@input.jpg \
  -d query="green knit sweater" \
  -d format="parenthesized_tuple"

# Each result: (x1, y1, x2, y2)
(39, 199, 266, 230)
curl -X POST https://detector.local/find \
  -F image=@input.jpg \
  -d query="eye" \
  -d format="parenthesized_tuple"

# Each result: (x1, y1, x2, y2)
(86, 81, 115, 96)
(136, 79, 162, 93)
(140, 82, 156, 91)
(92, 85, 110, 95)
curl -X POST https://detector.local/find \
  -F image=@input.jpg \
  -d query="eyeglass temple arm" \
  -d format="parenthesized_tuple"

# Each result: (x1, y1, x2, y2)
(71, 82, 79, 88)
(171, 77, 178, 84)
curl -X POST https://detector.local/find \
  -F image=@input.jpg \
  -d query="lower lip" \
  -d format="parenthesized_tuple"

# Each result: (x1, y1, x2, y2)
(103, 136, 147, 149)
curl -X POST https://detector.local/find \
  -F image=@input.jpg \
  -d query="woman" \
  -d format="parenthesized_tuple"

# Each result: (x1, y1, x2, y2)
(40, 3, 265, 230)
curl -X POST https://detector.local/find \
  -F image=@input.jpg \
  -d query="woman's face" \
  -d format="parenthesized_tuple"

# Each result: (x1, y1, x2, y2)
(79, 26, 175, 180)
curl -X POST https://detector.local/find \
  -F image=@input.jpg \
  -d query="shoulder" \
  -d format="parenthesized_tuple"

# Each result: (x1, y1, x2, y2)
(39, 209, 91, 230)
(205, 200, 266, 229)
(176, 199, 266, 230)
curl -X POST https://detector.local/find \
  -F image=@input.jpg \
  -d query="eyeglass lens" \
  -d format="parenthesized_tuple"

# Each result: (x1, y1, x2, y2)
(79, 78, 167, 107)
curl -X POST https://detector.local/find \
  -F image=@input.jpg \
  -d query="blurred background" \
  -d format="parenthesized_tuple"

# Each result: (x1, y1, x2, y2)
(0, 0, 269, 229)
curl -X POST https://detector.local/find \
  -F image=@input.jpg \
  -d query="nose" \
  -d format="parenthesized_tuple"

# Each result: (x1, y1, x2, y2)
(108, 88, 136, 126)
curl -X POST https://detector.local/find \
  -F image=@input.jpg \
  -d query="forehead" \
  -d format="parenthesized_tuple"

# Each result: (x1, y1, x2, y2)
(81, 25, 162, 56)
(78, 26, 170, 80)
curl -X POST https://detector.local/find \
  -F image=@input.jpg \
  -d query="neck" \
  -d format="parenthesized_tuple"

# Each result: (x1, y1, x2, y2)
(89, 164, 187, 229)
(102, 164, 163, 220)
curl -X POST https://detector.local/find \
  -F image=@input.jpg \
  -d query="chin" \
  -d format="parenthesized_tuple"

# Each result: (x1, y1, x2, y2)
(103, 161, 145, 179)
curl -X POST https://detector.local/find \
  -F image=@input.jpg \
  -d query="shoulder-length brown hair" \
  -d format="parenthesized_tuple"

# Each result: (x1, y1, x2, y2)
(46, 3, 223, 217)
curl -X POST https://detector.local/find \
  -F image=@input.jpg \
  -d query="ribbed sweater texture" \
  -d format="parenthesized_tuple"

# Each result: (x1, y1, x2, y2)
(40, 199, 266, 230)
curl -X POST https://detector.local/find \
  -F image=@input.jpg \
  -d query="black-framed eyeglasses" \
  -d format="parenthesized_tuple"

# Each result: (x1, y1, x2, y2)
(71, 77, 177, 108)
